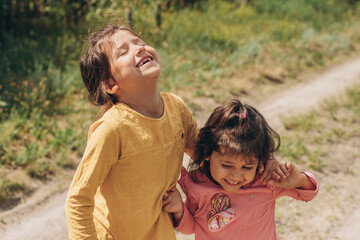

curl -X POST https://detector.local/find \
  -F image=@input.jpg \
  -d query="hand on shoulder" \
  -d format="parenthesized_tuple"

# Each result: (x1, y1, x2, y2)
(267, 162, 316, 190)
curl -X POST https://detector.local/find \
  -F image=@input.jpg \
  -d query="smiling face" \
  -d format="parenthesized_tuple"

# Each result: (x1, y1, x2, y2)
(208, 151, 259, 192)
(106, 30, 162, 100)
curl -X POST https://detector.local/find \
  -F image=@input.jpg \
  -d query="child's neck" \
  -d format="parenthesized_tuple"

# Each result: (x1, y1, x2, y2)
(121, 91, 164, 119)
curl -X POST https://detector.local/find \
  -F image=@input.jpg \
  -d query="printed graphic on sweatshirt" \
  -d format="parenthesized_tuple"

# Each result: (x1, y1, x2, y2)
(207, 193, 235, 231)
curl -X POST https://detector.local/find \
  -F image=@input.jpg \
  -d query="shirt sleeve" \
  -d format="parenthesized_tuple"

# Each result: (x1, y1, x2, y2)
(173, 168, 198, 234)
(274, 171, 319, 201)
(178, 98, 199, 157)
(65, 120, 120, 239)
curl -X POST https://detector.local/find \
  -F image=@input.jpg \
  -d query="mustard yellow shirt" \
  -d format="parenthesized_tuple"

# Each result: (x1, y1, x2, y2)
(66, 93, 198, 240)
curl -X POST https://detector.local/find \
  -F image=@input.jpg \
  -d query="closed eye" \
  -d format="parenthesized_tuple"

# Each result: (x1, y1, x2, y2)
(117, 49, 128, 57)
(221, 164, 232, 169)
(243, 166, 253, 170)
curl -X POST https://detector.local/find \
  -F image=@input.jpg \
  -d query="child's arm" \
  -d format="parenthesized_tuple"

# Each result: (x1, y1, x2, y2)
(267, 162, 316, 190)
(165, 167, 199, 234)
(65, 122, 120, 239)
(176, 94, 199, 157)
(162, 186, 184, 226)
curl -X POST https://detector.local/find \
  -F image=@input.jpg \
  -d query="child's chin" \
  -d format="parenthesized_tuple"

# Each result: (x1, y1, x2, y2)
(222, 185, 243, 192)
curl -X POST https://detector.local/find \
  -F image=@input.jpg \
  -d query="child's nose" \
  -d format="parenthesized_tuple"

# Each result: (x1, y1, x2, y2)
(230, 170, 243, 180)
(135, 46, 145, 56)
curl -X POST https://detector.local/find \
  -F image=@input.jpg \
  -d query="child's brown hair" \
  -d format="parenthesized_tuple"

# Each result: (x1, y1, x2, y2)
(80, 25, 139, 111)
(189, 99, 280, 180)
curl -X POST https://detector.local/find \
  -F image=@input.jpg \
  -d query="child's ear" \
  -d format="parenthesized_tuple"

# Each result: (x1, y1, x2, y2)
(200, 157, 210, 167)
(104, 78, 119, 95)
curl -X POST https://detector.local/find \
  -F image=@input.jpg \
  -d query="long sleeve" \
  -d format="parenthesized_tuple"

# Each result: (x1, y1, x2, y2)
(65, 120, 120, 239)
(274, 171, 318, 201)
(175, 198, 198, 234)
(174, 93, 199, 157)
(173, 168, 200, 234)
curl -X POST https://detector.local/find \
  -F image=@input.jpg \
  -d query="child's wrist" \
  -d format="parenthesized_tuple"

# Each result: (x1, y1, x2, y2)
(174, 207, 184, 217)
(172, 208, 184, 224)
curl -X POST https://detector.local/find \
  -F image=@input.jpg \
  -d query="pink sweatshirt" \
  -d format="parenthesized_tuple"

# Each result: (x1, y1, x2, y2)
(175, 167, 318, 240)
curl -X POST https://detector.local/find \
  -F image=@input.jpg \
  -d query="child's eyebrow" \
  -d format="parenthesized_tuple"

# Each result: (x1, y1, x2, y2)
(220, 160, 235, 164)
(131, 37, 145, 43)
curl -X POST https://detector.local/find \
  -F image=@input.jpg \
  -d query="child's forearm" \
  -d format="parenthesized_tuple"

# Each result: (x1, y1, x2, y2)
(66, 196, 98, 239)
(295, 172, 316, 190)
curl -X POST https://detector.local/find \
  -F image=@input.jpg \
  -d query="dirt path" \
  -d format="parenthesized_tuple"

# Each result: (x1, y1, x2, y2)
(1, 56, 360, 240)
(258, 55, 360, 130)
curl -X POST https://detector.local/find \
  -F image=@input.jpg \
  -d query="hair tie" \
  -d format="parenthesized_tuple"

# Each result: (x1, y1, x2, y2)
(238, 108, 247, 119)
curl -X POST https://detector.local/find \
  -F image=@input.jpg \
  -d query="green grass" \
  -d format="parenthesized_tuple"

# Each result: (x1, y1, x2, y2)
(0, 178, 26, 203)
(156, 1, 360, 96)
(279, 84, 360, 171)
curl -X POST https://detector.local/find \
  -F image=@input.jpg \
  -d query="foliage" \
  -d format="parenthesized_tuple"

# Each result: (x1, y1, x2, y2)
(1, 0, 360, 113)
(154, 0, 360, 95)
(0, 178, 25, 203)
(0, 100, 89, 169)
(0, 0, 360, 204)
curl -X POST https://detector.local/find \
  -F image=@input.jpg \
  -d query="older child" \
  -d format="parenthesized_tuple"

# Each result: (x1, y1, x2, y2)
(163, 99, 318, 240)
(65, 25, 199, 240)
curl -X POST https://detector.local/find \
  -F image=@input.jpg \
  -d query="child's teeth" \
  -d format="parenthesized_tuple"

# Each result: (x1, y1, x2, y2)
(227, 180, 239, 185)
(139, 58, 151, 67)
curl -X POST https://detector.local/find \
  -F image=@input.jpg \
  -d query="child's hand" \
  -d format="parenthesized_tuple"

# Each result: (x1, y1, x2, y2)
(260, 158, 289, 184)
(267, 162, 315, 190)
(162, 186, 184, 224)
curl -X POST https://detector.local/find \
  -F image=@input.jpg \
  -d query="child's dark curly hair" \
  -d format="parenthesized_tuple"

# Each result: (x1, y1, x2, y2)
(189, 99, 280, 180)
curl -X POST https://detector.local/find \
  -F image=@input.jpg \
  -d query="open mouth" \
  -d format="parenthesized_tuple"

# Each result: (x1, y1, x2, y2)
(137, 56, 153, 67)
(225, 179, 241, 185)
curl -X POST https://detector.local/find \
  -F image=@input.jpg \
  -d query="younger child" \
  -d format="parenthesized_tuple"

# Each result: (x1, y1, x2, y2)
(163, 99, 318, 240)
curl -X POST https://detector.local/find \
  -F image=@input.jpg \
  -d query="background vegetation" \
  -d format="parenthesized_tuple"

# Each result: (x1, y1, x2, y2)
(1, 0, 360, 206)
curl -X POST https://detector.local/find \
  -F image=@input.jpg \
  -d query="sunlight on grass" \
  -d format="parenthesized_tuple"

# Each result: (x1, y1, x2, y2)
(283, 111, 323, 131)
(279, 84, 360, 171)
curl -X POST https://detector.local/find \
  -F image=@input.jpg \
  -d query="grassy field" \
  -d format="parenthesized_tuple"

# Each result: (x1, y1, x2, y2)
(280, 84, 360, 170)
(1, 0, 360, 206)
